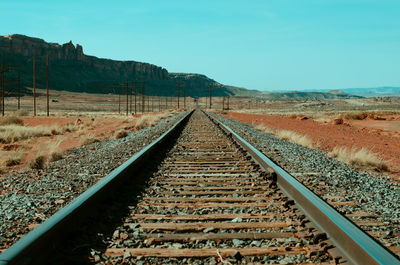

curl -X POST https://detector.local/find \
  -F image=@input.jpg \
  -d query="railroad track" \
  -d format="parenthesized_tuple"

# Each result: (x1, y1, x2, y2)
(1, 110, 399, 265)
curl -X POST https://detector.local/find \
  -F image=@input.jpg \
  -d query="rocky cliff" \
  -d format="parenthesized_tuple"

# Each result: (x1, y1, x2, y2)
(0, 34, 186, 95)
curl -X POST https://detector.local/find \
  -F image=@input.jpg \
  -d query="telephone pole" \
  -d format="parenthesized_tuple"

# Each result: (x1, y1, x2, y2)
(46, 55, 49, 116)
(177, 81, 180, 109)
(134, 80, 137, 115)
(1, 59, 4, 116)
(17, 68, 21, 110)
(126, 79, 129, 116)
(209, 84, 212, 109)
(33, 56, 36, 116)
(129, 81, 132, 114)
(183, 83, 186, 108)
(118, 88, 121, 114)
(142, 81, 145, 113)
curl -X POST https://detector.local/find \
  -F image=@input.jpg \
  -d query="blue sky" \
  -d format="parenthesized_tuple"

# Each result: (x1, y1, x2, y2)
(1, 0, 399, 91)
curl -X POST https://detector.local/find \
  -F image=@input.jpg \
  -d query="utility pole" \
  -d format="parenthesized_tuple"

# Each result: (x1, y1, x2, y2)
(129, 81, 132, 114)
(176, 81, 180, 109)
(46, 55, 49, 116)
(17, 68, 21, 110)
(1, 59, 4, 116)
(158, 94, 161, 112)
(133, 80, 136, 115)
(183, 83, 186, 108)
(33, 56, 36, 116)
(165, 96, 168, 110)
(227, 96, 230, 110)
(118, 88, 121, 114)
(209, 84, 212, 109)
(147, 94, 150, 112)
(142, 81, 145, 113)
(126, 79, 129, 116)
(222, 97, 225, 111)
(134, 80, 137, 115)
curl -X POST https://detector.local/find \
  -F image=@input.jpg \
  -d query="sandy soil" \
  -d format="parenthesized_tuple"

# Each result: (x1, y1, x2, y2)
(223, 112, 400, 180)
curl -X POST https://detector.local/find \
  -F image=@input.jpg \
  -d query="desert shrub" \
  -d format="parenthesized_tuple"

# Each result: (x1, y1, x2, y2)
(329, 147, 388, 171)
(30, 155, 46, 169)
(0, 123, 77, 144)
(3, 150, 23, 167)
(133, 111, 173, 130)
(114, 129, 128, 139)
(79, 134, 99, 146)
(134, 115, 157, 130)
(255, 124, 276, 134)
(275, 130, 314, 148)
(0, 116, 23, 126)
(49, 151, 63, 162)
(341, 112, 367, 120)
(14, 109, 29, 116)
(256, 124, 314, 148)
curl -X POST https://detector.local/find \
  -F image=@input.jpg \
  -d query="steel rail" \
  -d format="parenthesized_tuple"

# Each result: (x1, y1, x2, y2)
(206, 112, 400, 265)
(0, 110, 193, 265)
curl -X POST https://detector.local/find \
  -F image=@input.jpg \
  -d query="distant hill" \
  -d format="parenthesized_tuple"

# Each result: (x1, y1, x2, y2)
(339, 87, 400, 97)
(224, 85, 263, 97)
(261, 90, 361, 100)
(0, 34, 235, 97)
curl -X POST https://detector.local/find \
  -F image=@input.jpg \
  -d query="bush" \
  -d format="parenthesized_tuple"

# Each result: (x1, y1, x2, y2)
(256, 124, 314, 148)
(30, 155, 46, 169)
(79, 134, 100, 146)
(114, 130, 128, 139)
(0, 116, 23, 126)
(0, 123, 78, 144)
(341, 112, 367, 120)
(3, 150, 23, 167)
(49, 151, 63, 162)
(329, 147, 388, 171)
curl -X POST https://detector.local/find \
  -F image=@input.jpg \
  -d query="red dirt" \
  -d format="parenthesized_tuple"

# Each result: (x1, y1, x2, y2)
(223, 112, 400, 180)
(21, 117, 76, 127)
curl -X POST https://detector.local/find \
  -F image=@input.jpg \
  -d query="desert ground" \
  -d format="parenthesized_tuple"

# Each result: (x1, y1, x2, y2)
(2, 93, 399, 179)
(0, 89, 186, 175)
(207, 96, 400, 182)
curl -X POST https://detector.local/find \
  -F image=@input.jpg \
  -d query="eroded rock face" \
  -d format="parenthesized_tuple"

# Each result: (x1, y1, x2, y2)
(0, 34, 229, 96)
(0, 34, 168, 81)
(0, 34, 84, 60)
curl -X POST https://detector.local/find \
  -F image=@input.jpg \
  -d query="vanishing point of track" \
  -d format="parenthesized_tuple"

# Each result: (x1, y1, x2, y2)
(0, 110, 399, 265)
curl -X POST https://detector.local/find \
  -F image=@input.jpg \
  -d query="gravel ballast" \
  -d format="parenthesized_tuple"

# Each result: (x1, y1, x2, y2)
(210, 112, 400, 255)
(0, 111, 188, 249)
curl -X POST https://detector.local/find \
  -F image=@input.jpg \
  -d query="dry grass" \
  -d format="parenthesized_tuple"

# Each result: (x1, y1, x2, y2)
(49, 151, 63, 162)
(0, 123, 77, 143)
(0, 116, 24, 126)
(329, 146, 388, 171)
(30, 154, 46, 169)
(79, 134, 100, 146)
(2, 150, 24, 167)
(256, 124, 314, 148)
(14, 109, 30, 116)
(47, 139, 63, 162)
(134, 112, 172, 130)
(114, 129, 128, 139)
(341, 112, 367, 120)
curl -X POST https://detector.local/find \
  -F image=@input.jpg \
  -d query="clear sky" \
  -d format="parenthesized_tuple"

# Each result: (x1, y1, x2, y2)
(1, 0, 399, 91)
